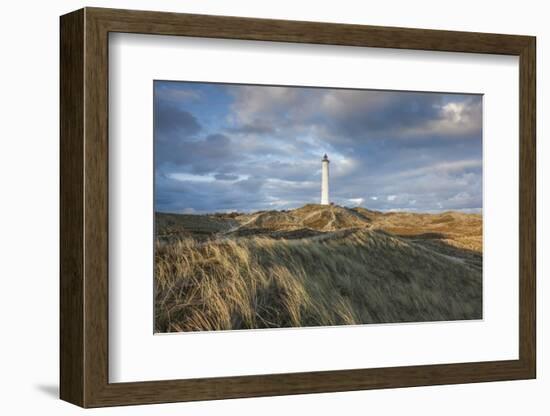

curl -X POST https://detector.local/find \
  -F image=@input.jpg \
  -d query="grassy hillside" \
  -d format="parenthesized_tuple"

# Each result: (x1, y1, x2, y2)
(358, 208, 482, 252)
(155, 204, 482, 332)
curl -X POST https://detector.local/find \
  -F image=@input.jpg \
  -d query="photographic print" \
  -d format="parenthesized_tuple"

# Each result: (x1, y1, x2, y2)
(154, 81, 483, 333)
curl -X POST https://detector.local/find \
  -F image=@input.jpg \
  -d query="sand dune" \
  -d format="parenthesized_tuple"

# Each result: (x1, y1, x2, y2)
(154, 204, 482, 332)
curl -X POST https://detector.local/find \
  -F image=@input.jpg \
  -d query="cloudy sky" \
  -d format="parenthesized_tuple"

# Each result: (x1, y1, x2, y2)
(154, 81, 482, 214)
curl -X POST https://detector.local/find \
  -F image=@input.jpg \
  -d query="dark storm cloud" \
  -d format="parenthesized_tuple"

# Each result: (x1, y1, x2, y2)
(156, 132, 237, 175)
(154, 82, 482, 214)
(226, 120, 276, 135)
(325, 92, 480, 138)
(156, 104, 201, 137)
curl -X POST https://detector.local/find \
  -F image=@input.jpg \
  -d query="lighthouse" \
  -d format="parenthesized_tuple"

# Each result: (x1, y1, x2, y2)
(321, 154, 330, 205)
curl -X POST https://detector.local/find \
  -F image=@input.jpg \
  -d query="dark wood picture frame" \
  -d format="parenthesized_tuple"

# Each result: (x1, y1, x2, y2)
(60, 7, 536, 408)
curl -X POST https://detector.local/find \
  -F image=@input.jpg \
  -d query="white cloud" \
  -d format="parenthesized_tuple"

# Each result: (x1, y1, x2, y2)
(320, 89, 392, 117)
(157, 88, 201, 103)
(347, 198, 364, 206)
(404, 98, 482, 138)
(396, 159, 482, 179)
(230, 85, 300, 123)
(448, 191, 471, 202)
(387, 195, 397, 201)
(331, 156, 359, 178)
(264, 178, 317, 189)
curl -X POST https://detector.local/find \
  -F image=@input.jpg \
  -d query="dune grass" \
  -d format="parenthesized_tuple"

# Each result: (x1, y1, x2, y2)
(155, 229, 482, 332)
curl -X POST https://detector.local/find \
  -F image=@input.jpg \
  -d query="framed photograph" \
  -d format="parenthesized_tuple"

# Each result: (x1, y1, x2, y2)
(60, 7, 536, 407)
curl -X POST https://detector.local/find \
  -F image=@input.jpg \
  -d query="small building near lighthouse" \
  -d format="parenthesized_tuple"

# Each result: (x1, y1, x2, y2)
(321, 154, 330, 205)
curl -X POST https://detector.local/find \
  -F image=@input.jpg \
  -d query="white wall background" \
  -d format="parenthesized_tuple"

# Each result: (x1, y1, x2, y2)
(0, 0, 545, 414)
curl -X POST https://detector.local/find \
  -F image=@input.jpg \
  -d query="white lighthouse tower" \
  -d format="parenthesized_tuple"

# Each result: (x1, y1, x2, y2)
(321, 154, 330, 205)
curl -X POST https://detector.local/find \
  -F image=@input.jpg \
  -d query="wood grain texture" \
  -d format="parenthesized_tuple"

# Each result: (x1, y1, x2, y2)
(83, 11, 110, 406)
(59, 7, 537, 408)
(88, 7, 532, 55)
(59, 8, 84, 407)
(518, 38, 536, 375)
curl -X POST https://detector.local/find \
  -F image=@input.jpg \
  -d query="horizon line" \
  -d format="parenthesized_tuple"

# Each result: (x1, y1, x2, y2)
(155, 204, 483, 216)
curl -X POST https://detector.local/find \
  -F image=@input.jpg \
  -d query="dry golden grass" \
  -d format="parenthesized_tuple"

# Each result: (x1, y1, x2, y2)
(155, 228, 482, 332)
(156, 204, 482, 251)
(354, 208, 482, 252)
